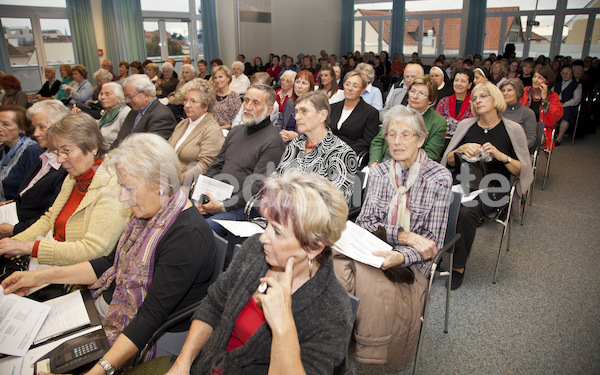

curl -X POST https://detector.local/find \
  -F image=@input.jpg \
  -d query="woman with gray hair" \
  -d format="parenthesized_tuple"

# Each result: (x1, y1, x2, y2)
(500, 78, 537, 150)
(71, 68, 116, 119)
(156, 62, 179, 98)
(168, 78, 225, 189)
(98, 82, 132, 147)
(2, 133, 216, 371)
(0, 113, 131, 265)
(229, 60, 251, 95)
(334, 104, 452, 367)
(0, 100, 69, 238)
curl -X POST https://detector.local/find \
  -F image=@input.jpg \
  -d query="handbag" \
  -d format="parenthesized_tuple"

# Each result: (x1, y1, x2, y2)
(452, 152, 489, 193)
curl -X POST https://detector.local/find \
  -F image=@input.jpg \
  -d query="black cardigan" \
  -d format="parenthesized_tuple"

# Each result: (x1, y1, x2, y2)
(329, 98, 381, 155)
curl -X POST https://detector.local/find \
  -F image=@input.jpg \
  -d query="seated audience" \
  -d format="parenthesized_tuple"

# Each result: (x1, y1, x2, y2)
(436, 67, 475, 135)
(330, 71, 380, 155)
(54, 64, 75, 101)
(98, 82, 132, 147)
(64, 64, 93, 104)
(276, 69, 295, 109)
(111, 74, 177, 149)
(278, 56, 297, 80)
(0, 113, 131, 265)
(229, 61, 251, 95)
(72, 68, 114, 119)
(370, 75, 447, 164)
(211, 65, 242, 130)
(334, 105, 452, 367)
(210, 59, 224, 71)
(507, 59, 520, 79)
(118, 61, 130, 80)
(0, 106, 44, 201)
(441, 82, 533, 290)
(382, 63, 425, 120)
(196, 60, 210, 80)
(554, 66, 582, 145)
(429, 66, 453, 108)
(519, 59, 534, 87)
(156, 62, 179, 98)
(500, 79, 537, 150)
(355, 62, 383, 110)
(318, 66, 345, 104)
(0, 101, 69, 238)
(195, 84, 285, 237)
(519, 65, 563, 150)
(130, 61, 144, 75)
(101, 59, 118, 81)
(2, 133, 216, 371)
(36, 67, 61, 101)
(164, 170, 353, 374)
(251, 57, 267, 74)
(267, 55, 282, 81)
(231, 72, 279, 128)
(274, 91, 356, 204)
(168, 78, 225, 189)
(0, 76, 28, 108)
(473, 67, 491, 86)
(490, 61, 508, 87)
(167, 64, 197, 119)
(145, 62, 161, 86)
(276, 70, 315, 143)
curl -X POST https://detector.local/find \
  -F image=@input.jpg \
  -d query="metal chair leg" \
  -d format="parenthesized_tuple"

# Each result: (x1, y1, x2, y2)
(571, 103, 581, 146)
(542, 148, 552, 190)
(493, 222, 508, 284)
(444, 252, 453, 334)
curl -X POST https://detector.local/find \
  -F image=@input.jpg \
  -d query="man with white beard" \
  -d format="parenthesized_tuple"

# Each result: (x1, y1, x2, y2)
(195, 84, 285, 236)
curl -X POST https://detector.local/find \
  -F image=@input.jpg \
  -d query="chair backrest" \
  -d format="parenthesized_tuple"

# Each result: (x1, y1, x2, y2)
(444, 191, 462, 246)
(350, 171, 366, 209)
(532, 121, 545, 154)
(210, 234, 228, 285)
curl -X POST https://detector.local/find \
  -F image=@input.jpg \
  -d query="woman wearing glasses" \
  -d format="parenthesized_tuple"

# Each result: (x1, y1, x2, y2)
(441, 82, 533, 290)
(334, 105, 452, 367)
(0, 113, 131, 266)
(329, 71, 380, 155)
(370, 75, 447, 166)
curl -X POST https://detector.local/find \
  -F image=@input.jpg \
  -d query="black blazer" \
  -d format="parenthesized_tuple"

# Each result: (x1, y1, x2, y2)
(111, 99, 176, 150)
(329, 98, 381, 155)
(13, 157, 68, 235)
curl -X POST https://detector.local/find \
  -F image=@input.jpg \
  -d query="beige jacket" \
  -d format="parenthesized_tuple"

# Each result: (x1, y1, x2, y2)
(14, 162, 131, 265)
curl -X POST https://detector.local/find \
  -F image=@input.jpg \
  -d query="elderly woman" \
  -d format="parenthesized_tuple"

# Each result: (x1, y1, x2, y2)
(196, 60, 210, 80)
(118, 61, 130, 81)
(442, 82, 533, 290)
(2, 133, 216, 373)
(500, 78, 537, 150)
(0, 76, 28, 108)
(354, 62, 383, 110)
(212, 65, 242, 130)
(430, 66, 453, 108)
(318, 66, 345, 104)
(370, 74, 447, 165)
(163, 170, 353, 374)
(0, 101, 69, 239)
(276, 69, 296, 109)
(146, 62, 161, 86)
(71, 68, 115, 119)
(330, 70, 380, 155)
(0, 113, 131, 265)
(54, 64, 75, 101)
(168, 79, 225, 188)
(156, 62, 179, 98)
(519, 65, 563, 150)
(98, 82, 132, 147)
(335, 105, 452, 367)
(276, 70, 315, 143)
(436, 67, 475, 136)
(554, 66, 582, 145)
(36, 67, 61, 101)
(0, 106, 44, 202)
(64, 64, 93, 104)
(167, 64, 198, 119)
(274, 91, 356, 204)
(229, 61, 251, 95)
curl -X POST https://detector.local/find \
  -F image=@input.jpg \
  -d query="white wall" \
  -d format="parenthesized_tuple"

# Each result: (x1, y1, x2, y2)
(90, 0, 107, 66)
(216, 0, 238, 67)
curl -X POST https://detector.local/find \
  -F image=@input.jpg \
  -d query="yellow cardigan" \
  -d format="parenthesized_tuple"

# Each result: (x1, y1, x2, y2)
(13, 162, 131, 265)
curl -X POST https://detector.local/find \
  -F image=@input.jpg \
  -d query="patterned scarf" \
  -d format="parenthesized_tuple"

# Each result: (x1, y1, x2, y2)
(387, 150, 427, 232)
(0, 136, 36, 201)
(90, 189, 187, 355)
(99, 102, 127, 128)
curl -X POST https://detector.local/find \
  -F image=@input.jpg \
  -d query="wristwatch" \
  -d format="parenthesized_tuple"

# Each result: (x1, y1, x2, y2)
(97, 358, 115, 375)
(504, 156, 512, 164)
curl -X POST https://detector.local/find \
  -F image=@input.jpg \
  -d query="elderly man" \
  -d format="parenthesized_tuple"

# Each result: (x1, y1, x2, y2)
(36, 67, 61, 101)
(156, 62, 179, 98)
(101, 59, 118, 81)
(380, 63, 425, 121)
(196, 84, 285, 236)
(229, 61, 251, 95)
(167, 63, 197, 119)
(231, 72, 279, 127)
(355, 63, 383, 110)
(110, 74, 176, 149)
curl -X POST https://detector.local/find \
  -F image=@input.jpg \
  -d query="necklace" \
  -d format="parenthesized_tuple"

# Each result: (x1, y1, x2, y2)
(305, 139, 317, 150)
(478, 121, 499, 134)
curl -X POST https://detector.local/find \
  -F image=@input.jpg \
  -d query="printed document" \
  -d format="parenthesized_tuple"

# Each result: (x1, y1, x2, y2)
(33, 290, 91, 345)
(191, 175, 234, 202)
(333, 221, 392, 268)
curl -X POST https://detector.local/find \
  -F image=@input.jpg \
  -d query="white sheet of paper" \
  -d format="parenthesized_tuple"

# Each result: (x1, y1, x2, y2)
(452, 184, 485, 203)
(33, 290, 91, 345)
(214, 220, 264, 237)
(0, 202, 19, 225)
(191, 175, 234, 202)
(0, 325, 102, 375)
(0, 286, 51, 357)
(333, 221, 392, 268)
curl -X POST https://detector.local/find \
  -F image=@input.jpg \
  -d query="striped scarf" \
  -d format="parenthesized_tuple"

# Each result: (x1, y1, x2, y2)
(90, 189, 187, 353)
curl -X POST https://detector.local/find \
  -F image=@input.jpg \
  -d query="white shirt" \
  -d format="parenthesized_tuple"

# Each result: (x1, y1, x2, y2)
(337, 109, 353, 129)
(174, 113, 207, 151)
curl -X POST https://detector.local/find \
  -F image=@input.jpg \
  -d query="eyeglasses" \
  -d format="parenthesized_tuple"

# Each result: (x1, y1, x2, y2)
(344, 82, 362, 90)
(125, 92, 141, 100)
(409, 88, 428, 99)
(387, 130, 416, 141)
(52, 148, 73, 158)
(292, 107, 314, 118)
(470, 93, 491, 103)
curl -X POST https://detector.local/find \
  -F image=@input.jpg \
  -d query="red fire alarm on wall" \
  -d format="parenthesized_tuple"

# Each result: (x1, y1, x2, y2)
(98, 49, 104, 56)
